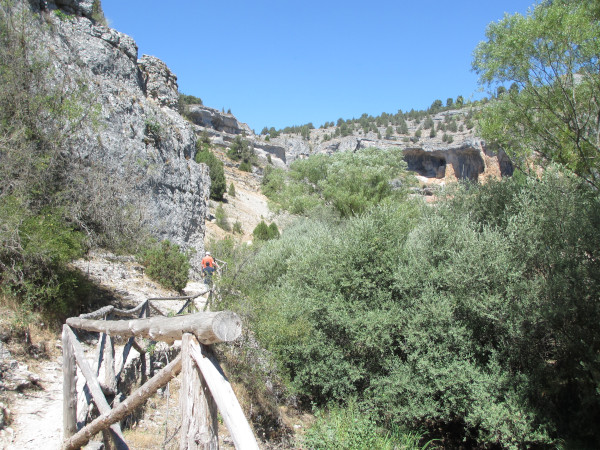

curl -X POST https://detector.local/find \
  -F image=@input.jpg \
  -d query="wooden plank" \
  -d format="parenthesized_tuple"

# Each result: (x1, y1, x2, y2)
(62, 325, 77, 440)
(190, 341, 259, 450)
(67, 311, 242, 345)
(112, 302, 146, 317)
(62, 354, 182, 450)
(64, 327, 128, 449)
(180, 334, 218, 449)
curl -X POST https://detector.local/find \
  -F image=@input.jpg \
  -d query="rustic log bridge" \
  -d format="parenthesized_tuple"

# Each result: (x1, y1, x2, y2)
(66, 311, 242, 345)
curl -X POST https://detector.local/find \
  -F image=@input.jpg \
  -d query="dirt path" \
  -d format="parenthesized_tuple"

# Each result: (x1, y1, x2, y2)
(3, 358, 64, 450)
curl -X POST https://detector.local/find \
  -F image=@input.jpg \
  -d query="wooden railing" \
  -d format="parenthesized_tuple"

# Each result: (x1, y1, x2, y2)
(61, 299, 258, 449)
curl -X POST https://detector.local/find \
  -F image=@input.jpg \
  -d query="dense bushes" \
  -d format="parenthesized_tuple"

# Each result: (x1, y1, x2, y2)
(252, 221, 280, 241)
(138, 240, 190, 291)
(262, 147, 414, 217)
(0, 199, 90, 317)
(218, 171, 600, 447)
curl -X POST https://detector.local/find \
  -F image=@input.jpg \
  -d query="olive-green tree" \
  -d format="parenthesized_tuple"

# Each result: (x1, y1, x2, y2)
(473, 0, 600, 187)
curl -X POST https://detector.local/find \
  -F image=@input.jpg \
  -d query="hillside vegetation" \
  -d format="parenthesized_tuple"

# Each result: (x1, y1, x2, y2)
(1, 0, 599, 448)
(210, 1, 600, 448)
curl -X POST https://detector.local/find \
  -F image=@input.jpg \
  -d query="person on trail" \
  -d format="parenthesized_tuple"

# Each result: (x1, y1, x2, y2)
(201, 251, 216, 285)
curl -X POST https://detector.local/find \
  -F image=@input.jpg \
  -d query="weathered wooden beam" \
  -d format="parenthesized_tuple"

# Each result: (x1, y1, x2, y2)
(180, 334, 218, 449)
(104, 334, 117, 395)
(62, 354, 182, 450)
(62, 325, 77, 440)
(66, 311, 242, 345)
(147, 294, 204, 301)
(64, 327, 128, 449)
(77, 331, 106, 428)
(112, 301, 147, 318)
(78, 305, 115, 320)
(190, 342, 259, 450)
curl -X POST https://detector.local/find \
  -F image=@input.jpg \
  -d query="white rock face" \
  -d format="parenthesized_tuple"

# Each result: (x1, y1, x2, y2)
(30, 0, 211, 274)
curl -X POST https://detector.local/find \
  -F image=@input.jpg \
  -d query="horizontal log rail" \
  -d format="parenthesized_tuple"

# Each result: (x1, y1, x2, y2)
(76, 292, 208, 321)
(66, 311, 242, 345)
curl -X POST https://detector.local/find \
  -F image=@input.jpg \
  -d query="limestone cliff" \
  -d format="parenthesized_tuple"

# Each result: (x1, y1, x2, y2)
(264, 110, 513, 183)
(187, 102, 511, 183)
(28, 0, 210, 273)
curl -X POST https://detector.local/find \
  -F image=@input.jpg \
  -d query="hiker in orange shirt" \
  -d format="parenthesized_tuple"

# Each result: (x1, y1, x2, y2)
(201, 251, 217, 285)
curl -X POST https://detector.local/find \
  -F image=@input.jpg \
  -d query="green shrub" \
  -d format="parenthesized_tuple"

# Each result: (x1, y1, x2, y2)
(267, 222, 280, 239)
(262, 148, 413, 218)
(232, 220, 243, 234)
(239, 161, 252, 172)
(227, 136, 256, 169)
(144, 117, 162, 142)
(195, 142, 226, 201)
(215, 204, 230, 231)
(228, 182, 236, 197)
(91, 0, 107, 25)
(0, 199, 89, 318)
(252, 221, 272, 241)
(252, 221, 279, 241)
(302, 400, 431, 450)
(138, 240, 189, 291)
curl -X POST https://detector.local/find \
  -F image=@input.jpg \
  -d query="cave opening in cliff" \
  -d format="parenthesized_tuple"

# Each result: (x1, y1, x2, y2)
(403, 150, 447, 179)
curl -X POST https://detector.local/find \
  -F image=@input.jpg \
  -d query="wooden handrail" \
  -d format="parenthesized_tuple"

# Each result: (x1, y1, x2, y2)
(66, 311, 242, 345)
(189, 337, 259, 449)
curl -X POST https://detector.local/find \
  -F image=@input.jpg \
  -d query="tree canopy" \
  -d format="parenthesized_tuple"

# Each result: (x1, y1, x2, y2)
(473, 0, 600, 187)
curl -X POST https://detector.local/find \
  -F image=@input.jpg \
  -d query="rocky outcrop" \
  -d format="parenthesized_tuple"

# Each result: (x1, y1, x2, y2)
(265, 110, 512, 183)
(186, 105, 252, 136)
(138, 55, 180, 109)
(184, 105, 288, 167)
(27, 0, 210, 273)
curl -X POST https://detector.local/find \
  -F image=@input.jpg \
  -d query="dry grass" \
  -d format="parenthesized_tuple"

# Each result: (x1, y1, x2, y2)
(122, 375, 183, 449)
(0, 301, 62, 370)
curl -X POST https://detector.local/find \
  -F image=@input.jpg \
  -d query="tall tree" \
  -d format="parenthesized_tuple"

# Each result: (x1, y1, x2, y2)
(473, 0, 600, 187)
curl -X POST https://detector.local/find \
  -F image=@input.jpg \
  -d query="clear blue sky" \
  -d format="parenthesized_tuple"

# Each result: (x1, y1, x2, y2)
(101, 0, 535, 132)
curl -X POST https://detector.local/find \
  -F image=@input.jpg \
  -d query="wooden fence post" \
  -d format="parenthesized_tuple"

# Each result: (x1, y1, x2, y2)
(180, 333, 218, 449)
(62, 325, 77, 440)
